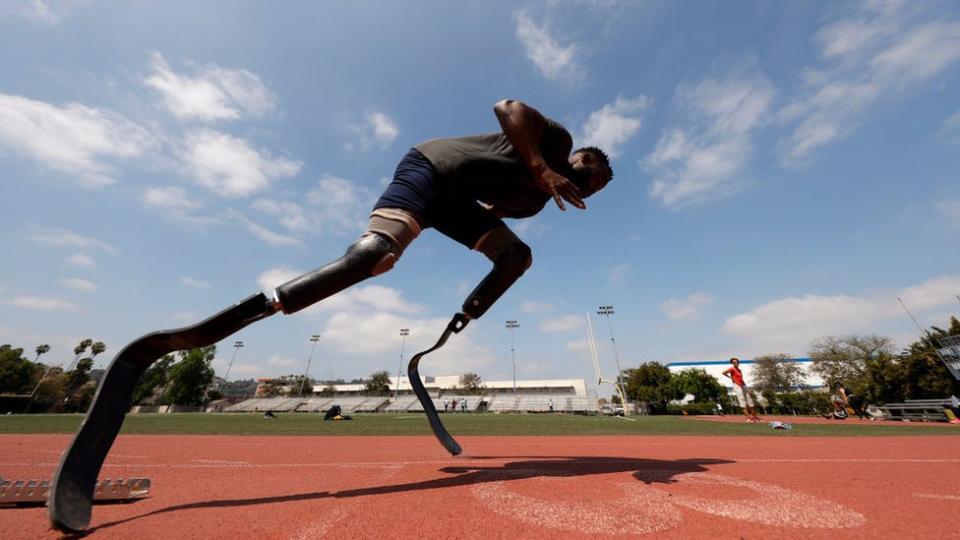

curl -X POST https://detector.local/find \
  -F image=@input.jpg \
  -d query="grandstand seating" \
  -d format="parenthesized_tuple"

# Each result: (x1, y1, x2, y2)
(220, 393, 599, 414)
(879, 397, 958, 422)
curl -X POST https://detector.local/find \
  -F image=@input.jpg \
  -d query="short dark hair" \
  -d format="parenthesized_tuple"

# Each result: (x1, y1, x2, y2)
(729, 357, 739, 364)
(574, 146, 613, 180)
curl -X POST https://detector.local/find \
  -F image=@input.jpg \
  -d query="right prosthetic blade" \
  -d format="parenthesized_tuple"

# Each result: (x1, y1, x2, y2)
(407, 313, 468, 456)
(48, 293, 277, 533)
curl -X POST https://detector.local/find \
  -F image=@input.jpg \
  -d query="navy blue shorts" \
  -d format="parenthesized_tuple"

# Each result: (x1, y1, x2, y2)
(373, 148, 503, 249)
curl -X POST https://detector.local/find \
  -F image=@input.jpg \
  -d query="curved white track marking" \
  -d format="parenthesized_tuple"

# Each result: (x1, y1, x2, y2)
(471, 471, 682, 535)
(914, 493, 960, 501)
(287, 508, 349, 540)
(648, 471, 866, 529)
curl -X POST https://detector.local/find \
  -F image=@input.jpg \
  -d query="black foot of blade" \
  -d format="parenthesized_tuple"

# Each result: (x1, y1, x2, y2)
(48, 293, 276, 532)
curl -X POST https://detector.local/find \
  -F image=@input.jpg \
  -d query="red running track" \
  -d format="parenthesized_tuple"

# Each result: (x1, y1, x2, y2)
(1, 434, 959, 539)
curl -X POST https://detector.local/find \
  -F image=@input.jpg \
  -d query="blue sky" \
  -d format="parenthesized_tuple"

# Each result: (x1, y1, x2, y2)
(1, 0, 958, 392)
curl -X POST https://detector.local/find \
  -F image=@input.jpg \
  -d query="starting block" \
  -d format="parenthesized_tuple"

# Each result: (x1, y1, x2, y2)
(0, 477, 150, 506)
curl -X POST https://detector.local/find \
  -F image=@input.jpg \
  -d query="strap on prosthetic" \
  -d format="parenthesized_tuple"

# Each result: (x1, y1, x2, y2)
(275, 210, 420, 314)
(462, 226, 532, 319)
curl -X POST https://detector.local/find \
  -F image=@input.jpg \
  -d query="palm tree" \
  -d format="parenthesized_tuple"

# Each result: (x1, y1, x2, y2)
(69, 339, 93, 372)
(35, 344, 51, 363)
(90, 341, 106, 367)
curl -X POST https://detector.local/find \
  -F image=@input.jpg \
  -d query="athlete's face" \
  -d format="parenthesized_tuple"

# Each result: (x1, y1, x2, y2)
(569, 151, 612, 197)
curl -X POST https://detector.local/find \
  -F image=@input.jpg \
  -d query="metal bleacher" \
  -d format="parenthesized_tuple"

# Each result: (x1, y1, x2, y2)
(879, 397, 959, 422)
(384, 396, 419, 412)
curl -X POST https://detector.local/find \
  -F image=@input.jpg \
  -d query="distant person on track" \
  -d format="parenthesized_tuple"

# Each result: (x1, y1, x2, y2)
(274, 99, 613, 325)
(722, 358, 760, 422)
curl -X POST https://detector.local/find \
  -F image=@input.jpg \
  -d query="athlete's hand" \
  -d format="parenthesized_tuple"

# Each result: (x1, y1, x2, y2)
(535, 167, 585, 211)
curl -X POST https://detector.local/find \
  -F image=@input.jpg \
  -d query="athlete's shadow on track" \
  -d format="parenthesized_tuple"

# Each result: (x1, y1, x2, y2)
(79, 456, 732, 537)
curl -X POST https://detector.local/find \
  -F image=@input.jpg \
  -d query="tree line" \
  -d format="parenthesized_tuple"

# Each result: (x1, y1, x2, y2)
(621, 316, 960, 415)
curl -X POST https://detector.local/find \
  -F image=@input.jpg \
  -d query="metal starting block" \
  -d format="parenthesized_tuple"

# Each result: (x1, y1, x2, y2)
(0, 477, 150, 506)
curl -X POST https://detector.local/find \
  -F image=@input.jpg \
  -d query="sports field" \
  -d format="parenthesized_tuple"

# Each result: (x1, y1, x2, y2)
(2, 414, 959, 539)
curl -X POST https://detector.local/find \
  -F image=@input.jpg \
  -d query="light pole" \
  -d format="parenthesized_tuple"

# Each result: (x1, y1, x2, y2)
(506, 320, 519, 396)
(224, 340, 244, 382)
(395, 328, 409, 401)
(298, 335, 321, 397)
(597, 305, 627, 412)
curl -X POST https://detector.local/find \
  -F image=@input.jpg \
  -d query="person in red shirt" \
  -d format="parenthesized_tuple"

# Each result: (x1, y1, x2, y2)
(722, 357, 760, 422)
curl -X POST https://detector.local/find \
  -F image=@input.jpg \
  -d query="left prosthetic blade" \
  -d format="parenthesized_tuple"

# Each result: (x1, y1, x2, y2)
(408, 313, 468, 456)
(48, 293, 277, 533)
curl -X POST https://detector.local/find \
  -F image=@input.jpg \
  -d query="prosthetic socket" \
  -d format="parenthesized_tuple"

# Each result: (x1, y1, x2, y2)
(462, 239, 532, 319)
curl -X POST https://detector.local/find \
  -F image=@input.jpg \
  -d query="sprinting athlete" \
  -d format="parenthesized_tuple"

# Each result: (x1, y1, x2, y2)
(722, 357, 760, 423)
(274, 99, 614, 320)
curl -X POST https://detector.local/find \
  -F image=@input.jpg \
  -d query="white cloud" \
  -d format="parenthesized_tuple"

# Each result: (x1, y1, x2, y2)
(1, 0, 74, 24)
(7, 296, 78, 311)
(644, 71, 775, 208)
(779, 5, 960, 163)
(267, 355, 300, 369)
(66, 254, 95, 267)
(514, 10, 581, 80)
(142, 186, 201, 211)
(539, 315, 582, 332)
(61, 278, 96, 292)
(242, 217, 301, 247)
(306, 175, 376, 236)
(318, 311, 495, 373)
(521, 300, 554, 314)
(941, 110, 960, 143)
(257, 267, 302, 293)
(344, 112, 399, 151)
(660, 292, 713, 321)
(608, 263, 630, 284)
(182, 129, 302, 198)
(145, 52, 276, 121)
(29, 226, 115, 252)
(723, 274, 960, 354)
(938, 199, 960, 224)
(181, 276, 211, 290)
(0, 94, 153, 187)
(251, 198, 311, 233)
(580, 96, 649, 158)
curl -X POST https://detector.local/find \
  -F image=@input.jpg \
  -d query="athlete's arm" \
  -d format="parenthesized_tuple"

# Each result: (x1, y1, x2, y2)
(493, 99, 584, 211)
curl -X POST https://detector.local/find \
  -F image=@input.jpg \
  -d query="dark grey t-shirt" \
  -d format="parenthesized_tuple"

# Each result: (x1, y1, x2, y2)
(414, 118, 573, 218)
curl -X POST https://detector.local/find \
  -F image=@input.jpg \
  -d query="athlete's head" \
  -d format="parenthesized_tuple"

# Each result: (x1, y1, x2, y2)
(568, 146, 613, 197)
(729, 357, 740, 367)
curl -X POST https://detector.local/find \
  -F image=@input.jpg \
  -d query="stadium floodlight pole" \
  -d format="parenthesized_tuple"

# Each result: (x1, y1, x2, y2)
(597, 305, 628, 414)
(395, 328, 410, 401)
(506, 320, 519, 396)
(223, 340, 244, 382)
(298, 335, 321, 398)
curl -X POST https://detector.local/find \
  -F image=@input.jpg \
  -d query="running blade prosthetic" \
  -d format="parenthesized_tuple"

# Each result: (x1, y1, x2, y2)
(408, 312, 468, 456)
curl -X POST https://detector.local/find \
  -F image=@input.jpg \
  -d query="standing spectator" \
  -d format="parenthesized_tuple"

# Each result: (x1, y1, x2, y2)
(461, 399, 468, 412)
(722, 357, 760, 422)
(451, 399, 458, 412)
(548, 398, 554, 413)
(443, 399, 449, 412)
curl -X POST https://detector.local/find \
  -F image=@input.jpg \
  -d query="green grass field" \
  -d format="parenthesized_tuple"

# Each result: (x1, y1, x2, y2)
(1, 413, 958, 437)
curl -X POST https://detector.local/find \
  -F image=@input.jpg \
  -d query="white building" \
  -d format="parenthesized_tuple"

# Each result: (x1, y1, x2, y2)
(665, 357, 824, 390)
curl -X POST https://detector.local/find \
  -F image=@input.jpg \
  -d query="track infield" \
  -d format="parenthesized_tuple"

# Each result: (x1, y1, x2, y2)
(2, 433, 959, 539)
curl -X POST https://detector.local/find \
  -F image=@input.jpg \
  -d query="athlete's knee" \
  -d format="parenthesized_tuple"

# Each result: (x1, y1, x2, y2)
(349, 232, 398, 276)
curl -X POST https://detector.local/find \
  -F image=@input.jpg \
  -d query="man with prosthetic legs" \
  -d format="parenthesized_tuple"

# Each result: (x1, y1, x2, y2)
(47, 99, 614, 532)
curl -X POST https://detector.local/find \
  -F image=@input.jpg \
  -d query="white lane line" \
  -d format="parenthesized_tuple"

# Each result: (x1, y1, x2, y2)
(913, 493, 960, 501)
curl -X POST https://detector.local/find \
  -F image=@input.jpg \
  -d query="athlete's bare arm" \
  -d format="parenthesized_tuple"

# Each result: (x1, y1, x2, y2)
(493, 99, 584, 211)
